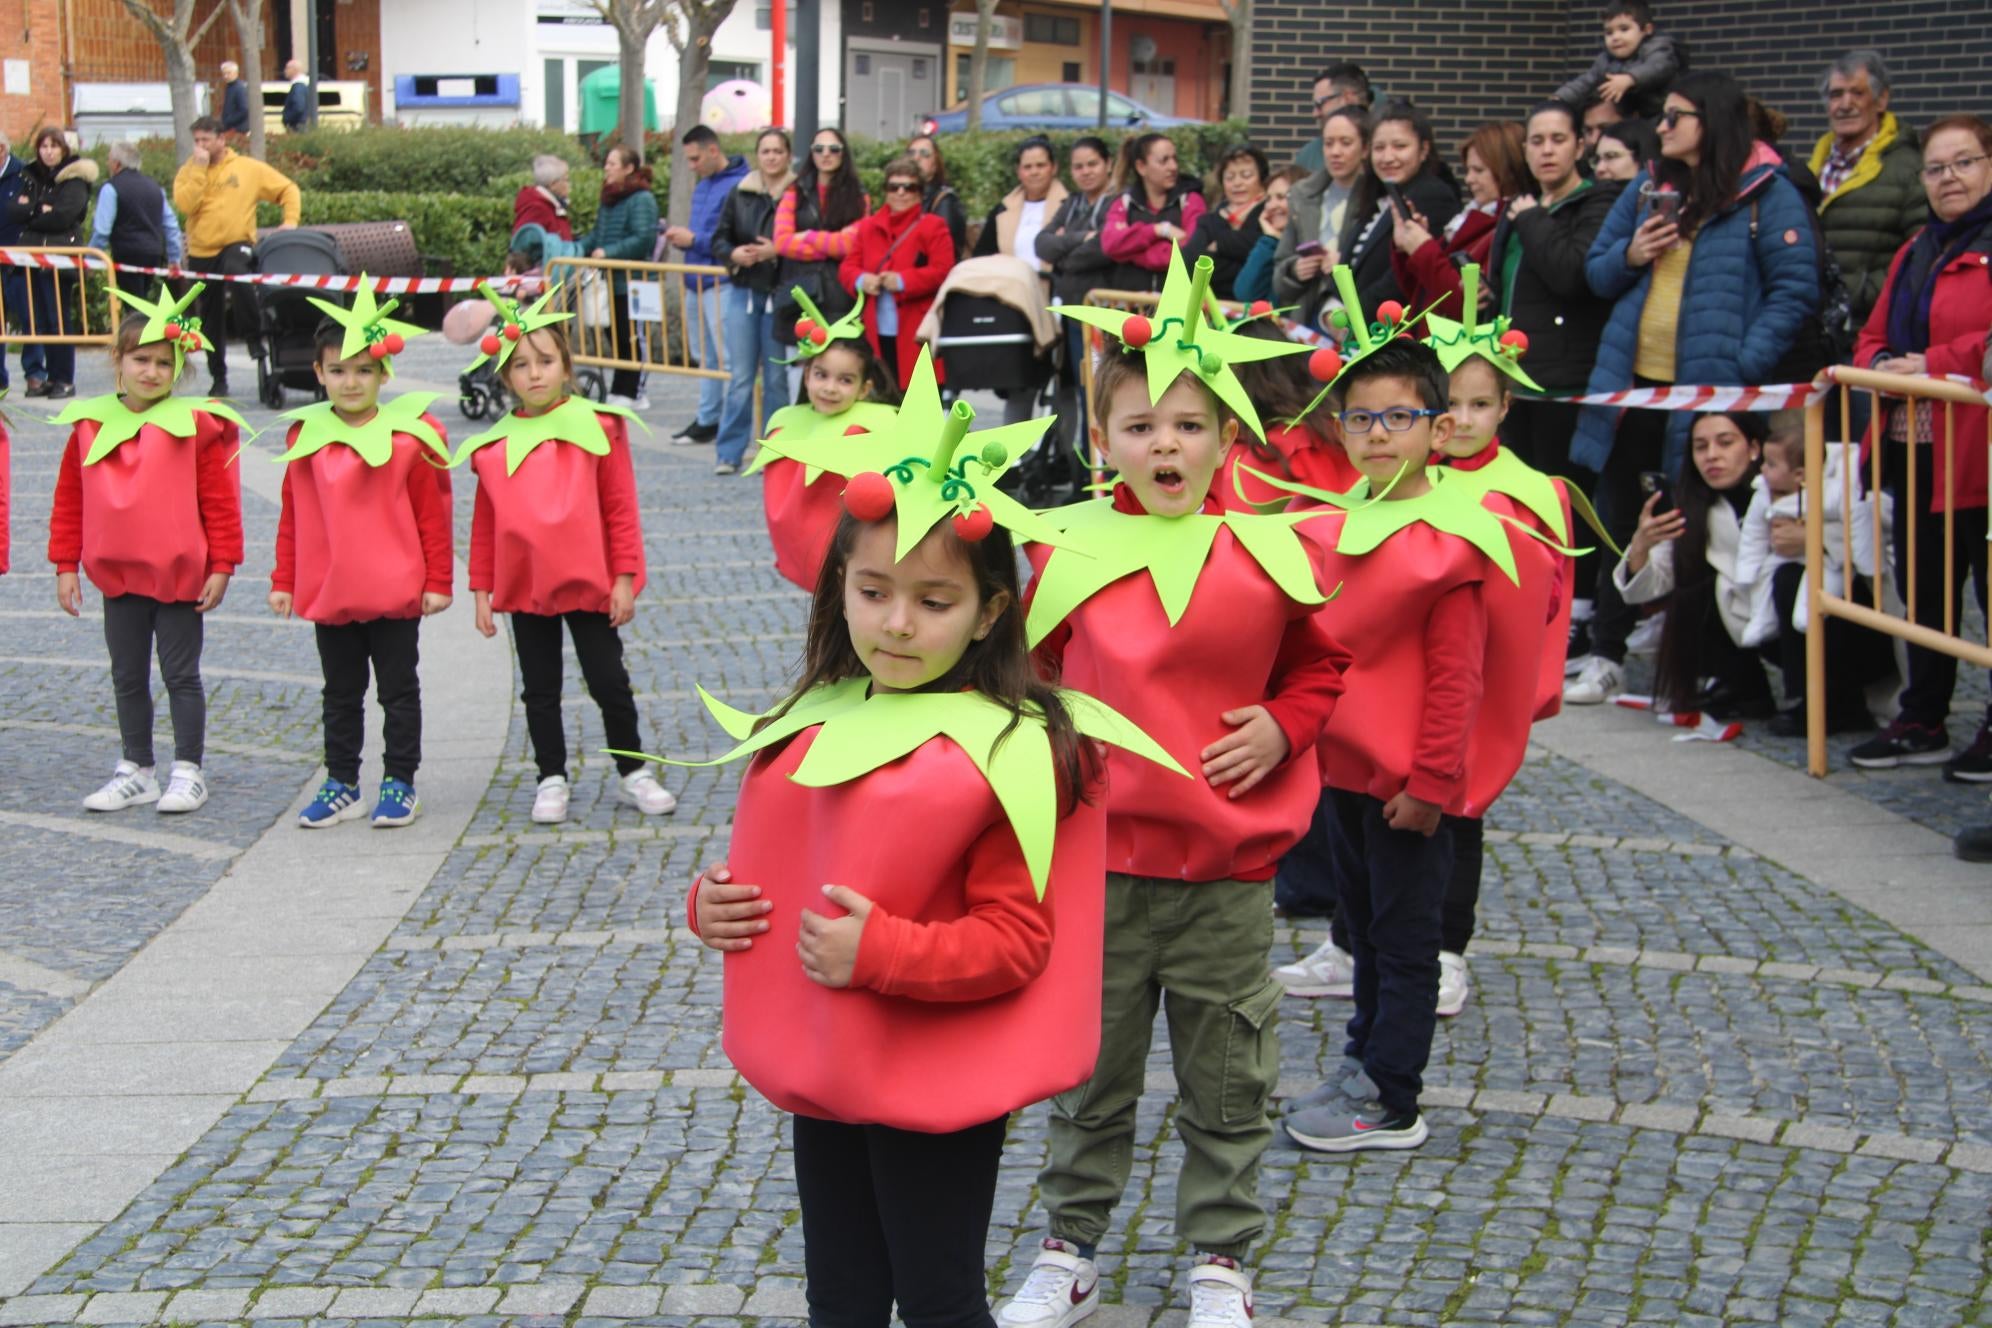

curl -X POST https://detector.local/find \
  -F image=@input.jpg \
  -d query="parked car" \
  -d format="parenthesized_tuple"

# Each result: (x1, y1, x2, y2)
(919, 83, 1202, 135)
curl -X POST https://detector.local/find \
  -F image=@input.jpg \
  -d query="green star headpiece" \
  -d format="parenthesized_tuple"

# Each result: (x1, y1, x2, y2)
(1052, 250, 1315, 442)
(116, 282, 208, 375)
(768, 345, 1084, 561)
(1286, 264, 1434, 425)
(1420, 264, 1543, 393)
(777, 286, 868, 364)
(306, 276, 427, 377)
(464, 280, 573, 374)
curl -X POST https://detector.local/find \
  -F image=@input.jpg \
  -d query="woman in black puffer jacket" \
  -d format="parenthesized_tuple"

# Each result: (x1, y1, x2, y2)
(6, 128, 98, 397)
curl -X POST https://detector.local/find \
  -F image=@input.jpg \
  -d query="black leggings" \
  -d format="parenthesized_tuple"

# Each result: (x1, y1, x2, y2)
(510, 609, 645, 779)
(103, 593, 204, 768)
(1441, 816, 1483, 955)
(793, 1113, 1008, 1328)
(316, 617, 421, 786)
(1887, 443, 1990, 729)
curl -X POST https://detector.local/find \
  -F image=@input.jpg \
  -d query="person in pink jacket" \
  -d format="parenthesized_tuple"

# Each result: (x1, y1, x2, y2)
(1099, 133, 1208, 293)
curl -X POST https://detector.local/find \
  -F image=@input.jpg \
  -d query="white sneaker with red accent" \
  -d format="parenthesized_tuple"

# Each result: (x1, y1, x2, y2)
(1186, 1256, 1254, 1328)
(1272, 937, 1355, 998)
(996, 1239, 1099, 1328)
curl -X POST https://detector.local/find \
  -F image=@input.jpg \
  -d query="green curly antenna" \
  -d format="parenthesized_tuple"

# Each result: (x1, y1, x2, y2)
(929, 400, 975, 478)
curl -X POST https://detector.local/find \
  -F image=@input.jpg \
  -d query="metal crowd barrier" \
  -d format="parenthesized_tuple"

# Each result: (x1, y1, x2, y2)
(1804, 365, 1992, 774)
(0, 247, 125, 346)
(542, 256, 731, 382)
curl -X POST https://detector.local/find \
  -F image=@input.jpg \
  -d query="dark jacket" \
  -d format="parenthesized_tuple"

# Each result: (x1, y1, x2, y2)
(1809, 114, 1929, 328)
(1483, 179, 1622, 392)
(102, 166, 172, 266)
(1035, 189, 1114, 305)
(1341, 172, 1461, 313)
(1183, 199, 1267, 300)
(0, 149, 26, 246)
(8, 156, 99, 249)
(221, 79, 252, 135)
(282, 78, 310, 132)
(578, 175, 661, 295)
(1574, 151, 1821, 478)
(922, 181, 968, 259)
(1554, 32, 1684, 122)
(712, 168, 794, 294)
(683, 153, 751, 281)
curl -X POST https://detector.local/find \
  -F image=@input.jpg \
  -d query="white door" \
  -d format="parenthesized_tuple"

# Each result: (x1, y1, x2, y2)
(845, 45, 937, 139)
(1130, 70, 1175, 116)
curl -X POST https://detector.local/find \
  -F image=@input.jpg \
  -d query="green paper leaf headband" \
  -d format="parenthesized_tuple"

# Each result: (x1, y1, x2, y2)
(118, 282, 208, 374)
(767, 346, 1085, 562)
(465, 280, 573, 374)
(1286, 265, 1436, 426)
(306, 276, 427, 377)
(1420, 264, 1543, 393)
(779, 286, 868, 364)
(1052, 249, 1315, 443)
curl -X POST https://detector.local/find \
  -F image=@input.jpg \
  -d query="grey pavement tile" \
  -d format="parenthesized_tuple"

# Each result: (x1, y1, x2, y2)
(74, 1290, 167, 1324)
(0, 1293, 84, 1325)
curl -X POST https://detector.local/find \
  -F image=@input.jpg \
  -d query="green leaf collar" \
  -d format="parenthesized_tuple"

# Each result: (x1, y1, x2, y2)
(743, 399, 901, 485)
(450, 395, 646, 475)
(56, 393, 252, 466)
(274, 393, 451, 468)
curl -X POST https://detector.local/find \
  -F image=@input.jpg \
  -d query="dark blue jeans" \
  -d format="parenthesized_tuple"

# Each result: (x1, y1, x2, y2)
(1324, 787, 1451, 1117)
(0, 266, 47, 387)
(1273, 789, 1340, 921)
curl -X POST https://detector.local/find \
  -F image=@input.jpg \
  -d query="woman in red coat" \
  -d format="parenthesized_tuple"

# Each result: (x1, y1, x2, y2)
(1847, 114, 1992, 772)
(839, 156, 954, 392)
(1389, 121, 1528, 318)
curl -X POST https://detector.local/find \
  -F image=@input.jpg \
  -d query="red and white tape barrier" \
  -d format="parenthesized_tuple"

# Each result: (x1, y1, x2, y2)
(0, 248, 524, 295)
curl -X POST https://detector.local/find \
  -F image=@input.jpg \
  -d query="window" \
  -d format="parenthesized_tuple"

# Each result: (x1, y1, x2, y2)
(1062, 61, 1081, 83)
(707, 60, 758, 91)
(912, 58, 929, 80)
(861, 1, 873, 19)
(953, 54, 1016, 102)
(544, 57, 564, 128)
(1024, 14, 1081, 44)
(997, 87, 1066, 118)
(754, 2, 796, 30)
(855, 53, 871, 76)
(1071, 88, 1142, 120)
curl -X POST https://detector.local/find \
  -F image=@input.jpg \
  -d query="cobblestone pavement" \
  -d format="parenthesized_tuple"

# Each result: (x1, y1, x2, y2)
(3, 350, 1989, 1326)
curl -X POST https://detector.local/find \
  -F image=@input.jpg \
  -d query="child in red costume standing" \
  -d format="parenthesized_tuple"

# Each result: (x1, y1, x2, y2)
(665, 352, 1182, 1328)
(455, 283, 677, 826)
(271, 284, 454, 829)
(1001, 253, 1350, 1328)
(49, 286, 244, 815)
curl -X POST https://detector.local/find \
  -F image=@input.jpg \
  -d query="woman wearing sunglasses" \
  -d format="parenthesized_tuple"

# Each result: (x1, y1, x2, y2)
(1562, 70, 1821, 708)
(838, 156, 955, 392)
(773, 128, 871, 379)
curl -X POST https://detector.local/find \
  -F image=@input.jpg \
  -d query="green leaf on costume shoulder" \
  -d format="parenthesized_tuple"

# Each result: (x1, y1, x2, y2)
(61, 394, 228, 465)
(1238, 461, 1527, 585)
(744, 401, 899, 484)
(1062, 691, 1189, 778)
(452, 395, 615, 475)
(1448, 448, 1570, 542)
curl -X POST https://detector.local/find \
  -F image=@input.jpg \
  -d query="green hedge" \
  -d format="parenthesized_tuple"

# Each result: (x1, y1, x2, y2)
(254, 190, 517, 278)
(265, 126, 593, 196)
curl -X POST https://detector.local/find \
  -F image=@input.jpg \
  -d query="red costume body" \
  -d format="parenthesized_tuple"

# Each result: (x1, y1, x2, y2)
(273, 423, 454, 624)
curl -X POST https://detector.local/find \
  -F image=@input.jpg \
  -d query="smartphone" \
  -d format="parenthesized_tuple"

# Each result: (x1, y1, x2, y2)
(1384, 182, 1411, 217)
(1294, 240, 1325, 258)
(1649, 190, 1682, 226)
(1639, 470, 1674, 515)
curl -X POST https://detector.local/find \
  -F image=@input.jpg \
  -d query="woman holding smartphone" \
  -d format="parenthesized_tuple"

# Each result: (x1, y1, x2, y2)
(1275, 105, 1370, 327)
(1335, 101, 1461, 314)
(1562, 71, 1820, 707)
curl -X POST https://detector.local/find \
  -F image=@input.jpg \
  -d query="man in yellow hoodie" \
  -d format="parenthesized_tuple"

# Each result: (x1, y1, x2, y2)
(173, 115, 302, 395)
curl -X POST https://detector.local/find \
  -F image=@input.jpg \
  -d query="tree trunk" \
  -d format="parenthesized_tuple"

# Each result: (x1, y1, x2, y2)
(1224, 0, 1250, 124)
(965, 0, 996, 131)
(230, 0, 268, 160)
(616, 20, 649, 163)
(667, 25, 716, 229)
(164, 43, 200, 159)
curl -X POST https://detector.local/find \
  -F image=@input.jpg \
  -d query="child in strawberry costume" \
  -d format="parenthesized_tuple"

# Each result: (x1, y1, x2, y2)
(271, 281, 454, 829)
(48, 286, 244, 815)
(652, 352, 1182, 1328)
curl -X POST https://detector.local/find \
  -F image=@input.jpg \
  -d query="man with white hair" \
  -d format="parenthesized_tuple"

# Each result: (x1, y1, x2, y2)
(282, 59, 311, 134)
(88, 141, 184, 280)
(1809, 49, 1928, 330)
(219, 60, 251, 139)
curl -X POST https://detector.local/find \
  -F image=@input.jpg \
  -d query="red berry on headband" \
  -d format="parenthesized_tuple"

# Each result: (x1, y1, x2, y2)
(952, 503, 994, 542)
(503, 323, 523, 342)
(843, 471, 896, 521)
(479, 334, 501, 356)
(809, 326, 829, 346)
(1376, 300, 1405, 325)
(1120, 315, 1152, 348)
(1307, 347, 1344, 382)
(369, 343, 389, 360)
(1249, 300, 1272, 317)
(384, 333, 406, 354)
(844, 424, 868, 436)
(163, 323, 182, 340)
(1500, 329, 1529, 354)
(795, 318, 816, 340)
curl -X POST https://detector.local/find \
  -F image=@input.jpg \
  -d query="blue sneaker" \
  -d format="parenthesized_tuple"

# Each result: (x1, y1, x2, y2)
(299, 778, 363, 828)
(371, 777, 420, 828)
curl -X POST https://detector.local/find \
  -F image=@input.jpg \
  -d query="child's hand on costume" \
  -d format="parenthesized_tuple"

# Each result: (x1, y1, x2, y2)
(608, 575, 636, 627)
(473, 590, 496, 638)
(268, 590, 292, 619)
(1202, 706, 1291, 799)
(1383, 790, 1442, 836)
(694, 863, 772, 953)
(421, 592, 452, 616)
(55, 571, 82, 617)
(1599, 73, 1635, 103)
(798, 884, 873, 988)
(195, 572, 230, 612)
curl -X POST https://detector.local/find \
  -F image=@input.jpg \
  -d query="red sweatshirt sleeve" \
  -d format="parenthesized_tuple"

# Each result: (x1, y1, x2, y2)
(409, 451, 454, 595)
(598, 413, 646, 580)
(1099, 196, 1152, 263)
(48, 429, 85, 572)
(469, 475, 495, 593)
(1405, 582, 1486, 806)
(271, 458, 297, 593)
(1404, 237, 1465, 317)
(196, 414, 244, 575)
(1260, 609, 1353, 762)
(895, 218, 955, 299)
(848, 819, 1054, 1002)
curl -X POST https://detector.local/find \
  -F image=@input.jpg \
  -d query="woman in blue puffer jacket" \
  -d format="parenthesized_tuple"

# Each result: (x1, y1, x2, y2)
(1562, 70, 1822, 706)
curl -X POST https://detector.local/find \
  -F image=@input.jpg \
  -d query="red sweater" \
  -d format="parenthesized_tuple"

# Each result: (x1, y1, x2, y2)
(49, 410, 244, 602)
(1450, 441, 1572, 721)
(1388, 204, 1502, 319)
(839, 205, 955, 389)
(1030, 488, 1350, 882)
(468, 409, 646, 615)
(699, 724, 1107, 1132)
(272, 425, 454, 624)
(1213, 424, 1350, 513)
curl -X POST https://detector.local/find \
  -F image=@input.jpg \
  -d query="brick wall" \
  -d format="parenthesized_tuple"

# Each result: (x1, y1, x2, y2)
(1250, 0, 1992, 167)
(2, 0, 68, 141)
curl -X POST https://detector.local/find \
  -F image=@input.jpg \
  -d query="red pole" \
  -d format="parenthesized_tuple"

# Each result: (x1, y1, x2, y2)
(772, 0, 788, 126)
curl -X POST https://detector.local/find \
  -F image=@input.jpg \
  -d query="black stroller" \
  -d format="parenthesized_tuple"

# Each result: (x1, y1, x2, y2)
(251, 229, 344, 409)
(930, 274, 1076, 505)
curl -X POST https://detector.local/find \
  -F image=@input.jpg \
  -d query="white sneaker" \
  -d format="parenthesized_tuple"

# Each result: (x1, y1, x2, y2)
(1273, 937, 1356, 997)
(1185, 1257, 1254, 1328)
(531, 774, 570, 824)
(83, 761, 159, 812)
(1436, 950, 1470, 1017)
(1563, 656, 1624, 706)
(997, 1239, 1099, 1328)
(633, 392, 652, 411)
(606, 393, 637, 409)
(156, 762, 208, 814)
(618, 768, 678, 816)
(1626, 611, 1666, 657)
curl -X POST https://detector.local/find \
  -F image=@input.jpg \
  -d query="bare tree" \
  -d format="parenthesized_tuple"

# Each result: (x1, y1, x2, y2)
(120, 0, 225, 158)
(964, 0, 997, 132)
(655, 0, 733, 229)
(588, 0, 670, 168)
(1218, 0, 1251, 124)
(224, 0, 267, 159)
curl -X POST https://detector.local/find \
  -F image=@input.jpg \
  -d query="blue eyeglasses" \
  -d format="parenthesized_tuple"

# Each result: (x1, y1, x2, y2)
(1336, 407, 1442, 434)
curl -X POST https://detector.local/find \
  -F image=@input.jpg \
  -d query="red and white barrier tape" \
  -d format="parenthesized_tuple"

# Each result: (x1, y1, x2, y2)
(0, 248, 524, 295)
(1552, 376, 1992, 410)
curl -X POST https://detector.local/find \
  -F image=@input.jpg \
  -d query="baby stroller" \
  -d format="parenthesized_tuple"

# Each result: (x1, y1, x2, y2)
(252, 229, 345, 409)
(450, 225, 605, 420)
(926, 257, 1073, 503)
